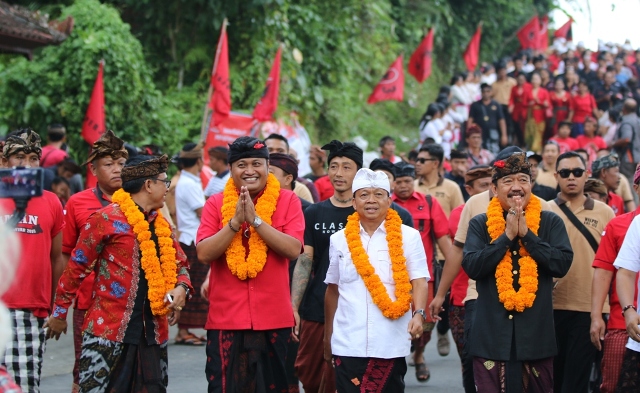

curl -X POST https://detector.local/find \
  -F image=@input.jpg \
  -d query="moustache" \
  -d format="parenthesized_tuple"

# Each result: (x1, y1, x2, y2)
(507, 192, 525, 198)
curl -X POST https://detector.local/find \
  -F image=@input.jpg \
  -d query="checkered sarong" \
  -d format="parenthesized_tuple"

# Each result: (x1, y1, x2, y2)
(1, 309, 46, 393)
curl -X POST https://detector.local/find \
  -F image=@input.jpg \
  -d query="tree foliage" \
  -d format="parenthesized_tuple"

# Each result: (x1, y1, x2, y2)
(2, 0, 555, 155)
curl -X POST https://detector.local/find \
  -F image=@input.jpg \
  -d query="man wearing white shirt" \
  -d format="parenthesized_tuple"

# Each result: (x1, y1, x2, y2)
(203, 146, 230, 198)
(175, 141, 208, 345)
(613, 214, 640, 390)
(324, 168, 429, 392)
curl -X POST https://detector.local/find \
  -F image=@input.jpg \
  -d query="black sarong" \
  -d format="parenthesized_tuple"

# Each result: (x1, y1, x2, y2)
(333, 356, 407, 393)
(205, 328, 290, 393)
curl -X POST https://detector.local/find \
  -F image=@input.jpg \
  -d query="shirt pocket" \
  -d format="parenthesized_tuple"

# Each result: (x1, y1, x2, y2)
(377, 250, 394, 284)
(339, 254, 360, 283)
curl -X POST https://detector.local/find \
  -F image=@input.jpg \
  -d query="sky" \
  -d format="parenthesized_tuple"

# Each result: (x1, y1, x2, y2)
(551, 0, 640, 50)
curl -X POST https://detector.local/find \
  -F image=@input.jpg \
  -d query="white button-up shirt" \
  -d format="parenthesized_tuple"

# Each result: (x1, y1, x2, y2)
(614, 214, 640, 353)
(175, 170, 205, 245)
(325, 220, 429, 359)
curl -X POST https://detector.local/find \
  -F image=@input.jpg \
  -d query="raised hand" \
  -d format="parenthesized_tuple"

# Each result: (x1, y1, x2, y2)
(241, 186, 257, 225)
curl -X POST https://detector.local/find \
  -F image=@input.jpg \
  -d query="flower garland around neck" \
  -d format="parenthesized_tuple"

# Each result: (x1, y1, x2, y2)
(344, 209, 412, 320)
(486, 196, 542, 312)
(221, 173, 280, 280)
(112, 189, 177, 316)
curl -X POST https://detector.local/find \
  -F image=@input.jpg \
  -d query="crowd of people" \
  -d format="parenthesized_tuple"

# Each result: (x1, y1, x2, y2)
(2, 39, 640, 393)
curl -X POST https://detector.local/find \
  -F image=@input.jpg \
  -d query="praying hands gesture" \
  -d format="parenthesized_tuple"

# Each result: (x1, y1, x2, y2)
(230, 186, 257, 229)
(505, 196, 529, 241)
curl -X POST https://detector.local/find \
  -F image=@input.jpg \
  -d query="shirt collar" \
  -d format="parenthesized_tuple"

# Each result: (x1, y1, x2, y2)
(181, 170, 202, 183)
(359, 220, 387, 236)
(554, 193, 595, 210)
(216, 169, 229, 179)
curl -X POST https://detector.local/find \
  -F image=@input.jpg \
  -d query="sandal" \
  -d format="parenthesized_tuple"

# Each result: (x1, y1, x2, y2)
(415, 362, 430, 382)
(175, 333, 205, 346)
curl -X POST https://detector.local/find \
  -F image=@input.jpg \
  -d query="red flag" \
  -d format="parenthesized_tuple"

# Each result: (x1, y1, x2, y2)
(81, 61, 105, 145)
(367, 55, 404, 104)
(209, 23, 231, 126)
(554, 19, 573, 41)
(517, 15, 540, 50)
(537, 15, 549, 52)
(463, 26, 482, 72)
(252, 46, 282, 122)
(408, 28, 434, 83)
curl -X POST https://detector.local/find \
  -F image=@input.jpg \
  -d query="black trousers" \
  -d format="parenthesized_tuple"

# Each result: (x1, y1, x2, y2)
(553, 310, 595, 393)
(462, 300, 476, 393)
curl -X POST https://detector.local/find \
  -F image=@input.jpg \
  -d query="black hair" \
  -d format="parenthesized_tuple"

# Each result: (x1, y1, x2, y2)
(419, 143, 444, 165)
(179, 142, 200, 168)
(555, 151, 586, 171)
(122, 155, 160, 194)
(379, 136, 394, 148)
(48, 133, 65, 142)
(265, 133, 289, 150)
(418, 103, 442, 130)
(408, 149, 418, 161)
(52, 176, 70, 187)
(208, 146, 228, 165)
(480, 83, 491, 91)
(438, 85, 451, 96)
(450, 74, 463, 85)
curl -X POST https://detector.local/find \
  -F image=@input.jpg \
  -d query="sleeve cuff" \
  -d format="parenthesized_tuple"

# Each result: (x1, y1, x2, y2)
(493, 233, 514, 250)
(521, 230, 539, 248)
(52, 305, 69, 320)
(592, 259, 616, 271)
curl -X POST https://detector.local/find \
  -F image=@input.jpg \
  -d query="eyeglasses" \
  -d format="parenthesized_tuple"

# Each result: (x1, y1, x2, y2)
(416, 158, 438, 164)
(557, 168, 586, 178)
(149, 178, 171, 188)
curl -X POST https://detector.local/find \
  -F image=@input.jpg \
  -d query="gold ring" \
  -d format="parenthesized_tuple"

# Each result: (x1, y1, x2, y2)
(176, 306, 182, 311)
(416, 334, 420, 338)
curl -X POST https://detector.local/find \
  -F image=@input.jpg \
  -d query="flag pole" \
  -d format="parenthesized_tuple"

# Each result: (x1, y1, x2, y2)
(200, 18, 228, 142)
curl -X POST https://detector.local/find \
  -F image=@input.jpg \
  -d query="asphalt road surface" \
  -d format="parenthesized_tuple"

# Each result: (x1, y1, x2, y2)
(40, 310, 465, 392)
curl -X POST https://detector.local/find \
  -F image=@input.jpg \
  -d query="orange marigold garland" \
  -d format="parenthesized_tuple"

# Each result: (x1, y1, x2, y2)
(221, 173, 280, 280)
(344, 209, 412, 320)
(112, 189, 177, 316)
(486, 196, 542, 312)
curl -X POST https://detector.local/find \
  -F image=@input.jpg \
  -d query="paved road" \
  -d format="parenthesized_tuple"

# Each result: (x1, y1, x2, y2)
(40, 310, 465, 392)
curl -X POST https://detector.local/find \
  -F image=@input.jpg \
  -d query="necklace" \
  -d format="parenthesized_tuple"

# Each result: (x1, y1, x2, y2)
(344, 209, 412, 319)
(333, 195, 353, 204)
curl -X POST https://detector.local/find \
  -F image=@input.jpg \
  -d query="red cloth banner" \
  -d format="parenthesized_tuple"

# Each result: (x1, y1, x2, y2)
(517, 15, 540, 50)
(554, 19, 573, 41)
(367, 55, 404, 104)
(252, 46, 282, 122)
(463, 26, 482, 71)
(209, 24, 231, 126)
(204, 112, 256, 151)
(537, 15, 549, 52)
(81, 62, 105, 145)
(408, 28, 434, 83)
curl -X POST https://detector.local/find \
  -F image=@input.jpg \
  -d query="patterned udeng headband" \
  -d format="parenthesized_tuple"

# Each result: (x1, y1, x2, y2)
(492, 152, 531, 181)
(3, 130, 42, 159)
(121, 155, 169, 183)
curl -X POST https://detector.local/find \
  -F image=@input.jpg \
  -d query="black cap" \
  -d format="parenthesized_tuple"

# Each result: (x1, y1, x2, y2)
(394, 161, 416, 179)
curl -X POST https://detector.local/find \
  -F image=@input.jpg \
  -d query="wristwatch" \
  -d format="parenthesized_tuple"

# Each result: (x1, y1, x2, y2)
(412, 309, 426, 320)
(252, 216, 263, 228)
(176, 282, 190, 298)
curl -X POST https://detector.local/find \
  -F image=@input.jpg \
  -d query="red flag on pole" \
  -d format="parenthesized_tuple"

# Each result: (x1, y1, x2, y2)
(209, 23, 230, 126)
(81, 61, 105, 145)
(554, 19, 573, 41)
(517, 15, 540, 50)
(252, 46, 282, 122)
(367, 55, 404, 104)
(537, 15, 549, 52)
(408, 28, 434, 83)
(463, 25, 482, 72)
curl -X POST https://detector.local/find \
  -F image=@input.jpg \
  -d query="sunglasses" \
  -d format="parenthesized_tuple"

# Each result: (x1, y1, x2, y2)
(416, 158, 438, 164)
(557, 168, 585, 178)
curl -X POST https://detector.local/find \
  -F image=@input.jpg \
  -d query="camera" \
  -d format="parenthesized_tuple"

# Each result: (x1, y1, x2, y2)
(0, 167, 44, 227)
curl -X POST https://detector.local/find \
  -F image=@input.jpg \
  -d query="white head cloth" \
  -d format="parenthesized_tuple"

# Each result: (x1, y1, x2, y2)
(352, 168, 391, 195)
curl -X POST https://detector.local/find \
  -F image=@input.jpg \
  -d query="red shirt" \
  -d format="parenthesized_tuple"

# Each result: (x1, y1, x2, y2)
(608, 191, 625, 216)
(62, 188, 112, 309)
(196, 189, 304, 330)
(576, 135, 607, 165)
(571, 93, 597, 123)
(448, 204, 469, 307)
(528, 87, 550, 123)
(54, 203, 191, 344)
(549, 91, 574, 134)
(1, 191, 64, 316)
(509, 83, 532, 123)
(391, 191, 449, 281)
(40, 145, 68, 168)
(549, 136, 580, 154)
(314, 175, 333, 201)
(592, 207, 640, 330)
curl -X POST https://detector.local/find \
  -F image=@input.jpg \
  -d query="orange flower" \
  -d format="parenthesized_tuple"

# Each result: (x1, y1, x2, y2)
(344, 209, 412, 320)
(112, 189, 177, 316)
(486, 196, 541, 312)
(221, 173, 280, 280)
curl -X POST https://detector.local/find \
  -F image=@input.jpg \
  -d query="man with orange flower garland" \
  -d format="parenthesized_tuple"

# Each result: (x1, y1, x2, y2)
(47, 154, 193, 392)
(324, 168, 429, 392)
(196, 136, 304, 392)
(462, 150, 573, 393)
